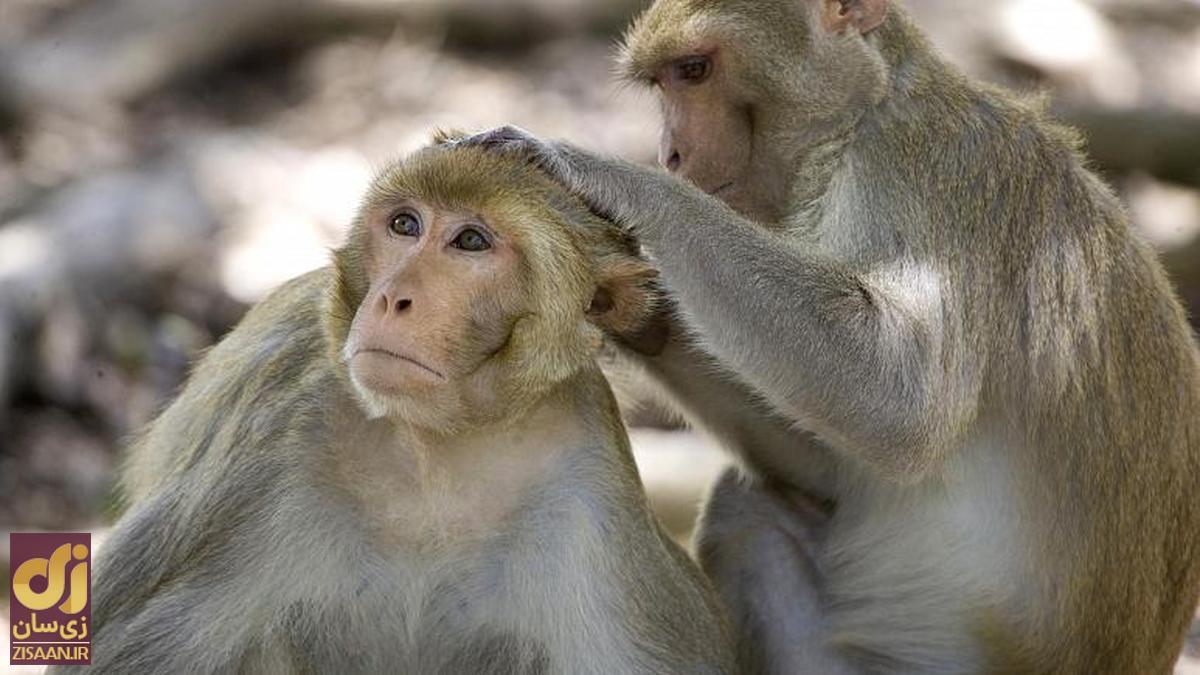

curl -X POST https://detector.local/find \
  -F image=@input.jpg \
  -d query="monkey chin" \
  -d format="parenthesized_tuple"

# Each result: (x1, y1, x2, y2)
(347, 378, 470, 433)
(348, 380, 411, 421)
(345, 350, 452, 425)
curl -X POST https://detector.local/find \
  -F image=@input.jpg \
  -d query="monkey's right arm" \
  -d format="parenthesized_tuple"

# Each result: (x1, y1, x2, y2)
(49, 477, 259, 674)
(463, 127, 974, 481)
(615, 308, 842, 498)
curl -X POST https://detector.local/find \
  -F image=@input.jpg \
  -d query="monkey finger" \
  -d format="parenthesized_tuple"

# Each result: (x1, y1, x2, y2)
(454, 125, 539, 154)
(454, 127, 568, 176)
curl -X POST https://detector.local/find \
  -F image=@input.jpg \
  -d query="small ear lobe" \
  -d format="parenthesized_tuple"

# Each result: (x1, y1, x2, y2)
(821, 0, 887, 34)
(587, 259, 658, 338)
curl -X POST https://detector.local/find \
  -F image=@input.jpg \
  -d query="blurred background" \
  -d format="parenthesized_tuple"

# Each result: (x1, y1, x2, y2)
(0, 0, 1197, 671)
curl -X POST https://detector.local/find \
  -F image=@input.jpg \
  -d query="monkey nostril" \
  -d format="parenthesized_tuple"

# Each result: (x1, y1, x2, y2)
(666, 152, 682, 172)
(395, 299, 412, 313)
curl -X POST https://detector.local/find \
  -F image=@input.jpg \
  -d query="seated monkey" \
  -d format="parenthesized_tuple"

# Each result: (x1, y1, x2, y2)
(54, 142, 734, 674)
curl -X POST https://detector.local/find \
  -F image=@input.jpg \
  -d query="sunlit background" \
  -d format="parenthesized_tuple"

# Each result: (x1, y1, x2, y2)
(1, 0, 1198, 671)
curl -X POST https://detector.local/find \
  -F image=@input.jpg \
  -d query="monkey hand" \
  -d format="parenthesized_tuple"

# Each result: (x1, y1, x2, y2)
(454, 125, 576, 185)
(455, 126, 720, 258)
(452, 126, 635, 226)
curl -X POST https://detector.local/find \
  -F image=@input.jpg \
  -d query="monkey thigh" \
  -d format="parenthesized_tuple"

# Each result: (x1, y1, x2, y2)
(695, 468, 855, 675)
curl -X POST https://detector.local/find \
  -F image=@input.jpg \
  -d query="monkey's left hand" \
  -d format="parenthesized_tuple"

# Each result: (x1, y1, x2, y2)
(453, 125, 663, 235)
(456, 125, 752, 275)
(455, 126, 577, 186)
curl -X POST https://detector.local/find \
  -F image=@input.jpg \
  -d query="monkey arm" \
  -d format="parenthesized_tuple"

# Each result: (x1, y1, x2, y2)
(652, 211, 968, 480)
(43, 496, 177, 675)
(696, 468, 856, 674)
(47, 479, 250, 674)
(610, 312, 843, 498)
(460, 127, 974, 480)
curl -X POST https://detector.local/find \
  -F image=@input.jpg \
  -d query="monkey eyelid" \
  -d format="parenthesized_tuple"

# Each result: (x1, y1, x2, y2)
(446, 223, 497, 251)
(450, 221, 496, 239)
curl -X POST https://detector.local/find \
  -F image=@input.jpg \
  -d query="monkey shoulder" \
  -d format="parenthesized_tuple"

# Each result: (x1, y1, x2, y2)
(122, 268, 340, 499)
(207, 267, 332, 372)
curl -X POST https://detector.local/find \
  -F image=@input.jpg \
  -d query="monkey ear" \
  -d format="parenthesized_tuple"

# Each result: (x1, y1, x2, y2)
(820, 0, 888, 34)
(587, 258, 659, 338)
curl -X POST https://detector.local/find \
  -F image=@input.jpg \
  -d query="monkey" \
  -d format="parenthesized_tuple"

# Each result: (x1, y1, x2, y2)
(51, 141, 735, 674)
(455, 0, 1200, 672)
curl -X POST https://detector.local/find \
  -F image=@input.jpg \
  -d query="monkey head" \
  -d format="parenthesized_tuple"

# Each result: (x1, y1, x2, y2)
(619, 0, 891, 223)
(326, 143, 656, 434)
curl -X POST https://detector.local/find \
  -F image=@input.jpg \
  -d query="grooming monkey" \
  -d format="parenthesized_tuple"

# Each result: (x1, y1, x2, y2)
(53, 143, 734, 674)
(459, 0, 1200, 672)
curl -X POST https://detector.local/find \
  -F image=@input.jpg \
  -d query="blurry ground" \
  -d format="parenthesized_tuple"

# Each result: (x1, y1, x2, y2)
(0, 0, 1198, 671)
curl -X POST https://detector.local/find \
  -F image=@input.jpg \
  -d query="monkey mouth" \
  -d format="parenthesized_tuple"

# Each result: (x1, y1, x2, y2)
(707, 181, 735, 196)
(356, 348, 446, 381)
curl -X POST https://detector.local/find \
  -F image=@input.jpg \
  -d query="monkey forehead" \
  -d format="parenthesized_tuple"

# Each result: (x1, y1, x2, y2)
(364, 146, 576, 238)
(620, 1, 708, 82)
(619, 0, 805, 82)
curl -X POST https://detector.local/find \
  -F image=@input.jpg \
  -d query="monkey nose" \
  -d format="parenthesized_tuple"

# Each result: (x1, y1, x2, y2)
(664, 151, 682, 173)
(377, 293, 414, 316)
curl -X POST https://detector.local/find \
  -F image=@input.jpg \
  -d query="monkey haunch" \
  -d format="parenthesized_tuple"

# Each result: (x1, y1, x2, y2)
(462, 0, 1200, 672)
(54, 145, 734, 674)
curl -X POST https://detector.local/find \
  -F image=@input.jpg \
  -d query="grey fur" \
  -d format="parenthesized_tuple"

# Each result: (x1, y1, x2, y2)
(50, 268, 734, 675)
(459, 4, 1200, 671)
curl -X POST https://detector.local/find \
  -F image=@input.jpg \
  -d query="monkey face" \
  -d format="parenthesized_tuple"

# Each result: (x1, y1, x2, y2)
(651, 51, 756, 206)
(341, 199, 532, 430)
(621, 20, 795, 225)
(619, 0, 891, 225)
(330, 145, 658, 433)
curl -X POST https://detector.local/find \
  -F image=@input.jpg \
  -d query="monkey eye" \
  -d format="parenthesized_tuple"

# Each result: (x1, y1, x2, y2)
(451, 227, 492, 252)
(673, 55, 712, 84)
(388, 210, 421, 238)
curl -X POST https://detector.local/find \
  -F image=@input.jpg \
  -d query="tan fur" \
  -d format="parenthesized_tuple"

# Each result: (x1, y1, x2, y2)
(56, 144, 732, 674)
(455, 0, 1200, 671)
(618, 2, 1200, 671)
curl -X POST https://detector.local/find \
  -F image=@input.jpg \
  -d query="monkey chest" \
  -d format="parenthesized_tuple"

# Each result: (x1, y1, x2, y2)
(372, 550, 560, 673)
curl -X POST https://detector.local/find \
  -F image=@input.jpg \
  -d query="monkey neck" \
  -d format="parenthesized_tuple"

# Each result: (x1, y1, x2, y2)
(401, 366, 621, 481)
(781, 10, 967, 232)
(781, 126, 856, 232)
(342, 367, 626, 548)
